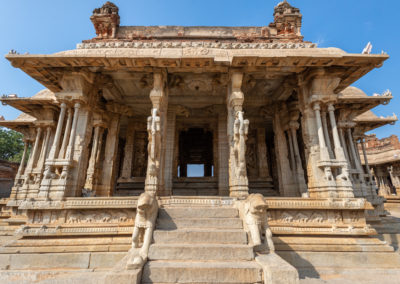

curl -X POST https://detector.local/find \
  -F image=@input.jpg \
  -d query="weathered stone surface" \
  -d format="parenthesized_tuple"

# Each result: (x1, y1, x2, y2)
(142, 260, 263, 283)
(149, 243, 254, 261)
(153, 228, 247, 244)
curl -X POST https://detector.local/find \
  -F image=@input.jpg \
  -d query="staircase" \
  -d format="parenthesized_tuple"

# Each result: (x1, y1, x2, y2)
(142, 205, 263, 283)
(172, 178, 219, 196)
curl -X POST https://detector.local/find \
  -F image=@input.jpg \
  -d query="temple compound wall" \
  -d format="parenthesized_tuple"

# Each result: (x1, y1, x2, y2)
(0, 1, 399, 283)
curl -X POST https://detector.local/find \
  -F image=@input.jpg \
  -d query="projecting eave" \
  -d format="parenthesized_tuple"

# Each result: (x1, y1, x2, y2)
(354, 118, 397, 132)
(0, 97, 58, 118)
(5, 48, 388, 93)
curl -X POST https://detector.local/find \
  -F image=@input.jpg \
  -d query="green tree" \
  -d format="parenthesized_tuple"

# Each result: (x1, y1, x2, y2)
(0, 127, 24, 162)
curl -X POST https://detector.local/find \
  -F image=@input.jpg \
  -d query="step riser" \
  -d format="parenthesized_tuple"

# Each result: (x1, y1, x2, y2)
(159, 208, 239, 219)
(148, 245, 254, 261)
(156, 218, 243, 229)
(153, 230, 247, 244)
(142, 266, 263, 283)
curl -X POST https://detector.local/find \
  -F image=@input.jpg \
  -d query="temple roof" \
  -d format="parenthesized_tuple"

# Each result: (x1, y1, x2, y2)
(0, 89, 58, 119)
(354, 110, 397, 132)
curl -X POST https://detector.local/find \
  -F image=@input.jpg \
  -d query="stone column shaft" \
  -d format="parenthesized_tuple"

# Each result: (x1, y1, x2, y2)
(287, 130, 296, 172)
(65, 103, 81, 161)
(313, 103, 326, 149)
(257, 128, 270, 178)
(26, 127, 42, 171)
(321, 111, 333, 157)
(84, 125, 102, 191)
(218, 112, 229, 196)
(37, 126, 52, 173)
(120, 124, 135, 179)
(58, 108, 72, 159)
(164, 110, 176, 195)
(14, 140, 28, 184)
(48, 103, 67, 160)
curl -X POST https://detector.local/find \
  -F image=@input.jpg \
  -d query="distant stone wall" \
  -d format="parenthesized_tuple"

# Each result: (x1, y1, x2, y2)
(360, 134, 400, 196)
(0, 160, 19, 198)
(363, 134, 400, 154)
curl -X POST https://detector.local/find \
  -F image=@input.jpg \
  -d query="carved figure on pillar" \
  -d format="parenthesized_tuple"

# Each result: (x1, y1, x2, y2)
(145, 108, 161, 194)
(227, 72, 250, 198)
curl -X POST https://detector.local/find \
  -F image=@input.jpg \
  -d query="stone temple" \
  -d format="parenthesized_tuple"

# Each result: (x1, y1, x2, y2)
(0, 1, 399, 283)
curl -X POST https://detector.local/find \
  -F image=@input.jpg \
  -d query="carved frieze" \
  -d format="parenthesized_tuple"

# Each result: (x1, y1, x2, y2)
(77, 41, 317, 50)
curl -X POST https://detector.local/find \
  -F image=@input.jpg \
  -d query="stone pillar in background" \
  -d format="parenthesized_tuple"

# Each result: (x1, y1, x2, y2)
(289, 121, 308, 197)
(14, 139, 29, 186)
(361, 137, 378, 196)
(163, 109, 176, 195)
(273, 106, 296, 197)
(227, 72, 249, 198)
(58, 108, 72, 159)
(84, 124, 104, 194)
(256, 128, 270, 179)
(347, 127, 369, 198)
(24, 127, 42, 186)
(98, 114, 120, 196)
(120, 123, 136, 180)
(218, 110, 229, 196)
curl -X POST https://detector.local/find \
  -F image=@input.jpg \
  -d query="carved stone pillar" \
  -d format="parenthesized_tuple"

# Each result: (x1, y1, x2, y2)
(24, 127, 42, 185)
(145, 108, 161, 194)
(313, 102, 334, 182)
(120, 123, 135, 180)
(347, 128, 368, 198)
(145, 72, 168, 195)
(227, 72, 249, 198)
(98, 114, 120, 196)
(273, 108, 296, 197)
(10, 139, 29, 200)
(256, 128, 270, 178)
(286, 128, 296, 173)
(163, 109, 176, 195)
(84, 124, 104, 193)
(58, 108, 72, 159)
(327, 104, 353, 197)
(218, 111, 229, 196)
(36, 126, 52, 197)
(47, 103, 67, 161)
(361, 138, 378, 196)
(289, 121, 308, 197)
(14, 139, 29, 186)
(321, 111, 333, 158)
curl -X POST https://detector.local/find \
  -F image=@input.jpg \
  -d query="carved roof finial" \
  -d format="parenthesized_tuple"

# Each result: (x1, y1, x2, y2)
(90, 2, 120, 39)
(272, 1, 302, 38)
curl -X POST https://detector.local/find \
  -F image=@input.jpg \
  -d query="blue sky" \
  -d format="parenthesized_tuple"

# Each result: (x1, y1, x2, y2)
(0, 0, 398, 138)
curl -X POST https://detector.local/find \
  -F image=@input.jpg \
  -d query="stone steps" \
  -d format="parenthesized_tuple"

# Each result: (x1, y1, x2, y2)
(148, 243, 254, 261)
(172, 180, 219, 196)
(142, 260, 263, 284)
(156, 217, 243, 229)
(144, 205, 264, 283)
(153, 228, 247, 244)
(159, 207, 239, 218)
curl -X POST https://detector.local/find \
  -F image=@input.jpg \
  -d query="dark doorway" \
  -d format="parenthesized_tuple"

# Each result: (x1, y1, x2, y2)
(178, 128, 213, 177)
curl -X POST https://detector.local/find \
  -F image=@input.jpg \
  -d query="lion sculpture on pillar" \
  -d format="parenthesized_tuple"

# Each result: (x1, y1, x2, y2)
(126, 192, 158, 269)
(243, 193, 275, 252)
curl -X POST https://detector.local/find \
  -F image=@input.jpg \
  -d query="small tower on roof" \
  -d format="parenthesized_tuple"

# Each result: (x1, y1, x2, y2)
(271, 0, 302, 39)
(90, 1, 120, 39)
